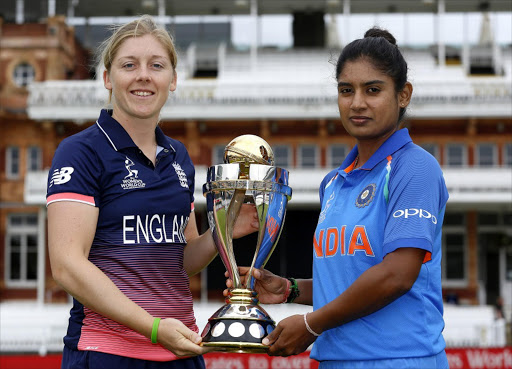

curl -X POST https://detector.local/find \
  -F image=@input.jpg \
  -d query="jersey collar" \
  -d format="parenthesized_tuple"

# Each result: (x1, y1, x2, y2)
(338, 128, 412, 174)
(96, 109, 176, 152)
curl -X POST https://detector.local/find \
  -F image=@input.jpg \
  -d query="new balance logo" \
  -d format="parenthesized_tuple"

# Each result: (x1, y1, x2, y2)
(49, 167, 74, 187)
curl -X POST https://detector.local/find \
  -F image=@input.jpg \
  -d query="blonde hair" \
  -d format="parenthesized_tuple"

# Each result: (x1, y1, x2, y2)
(98, 15, 178, 102)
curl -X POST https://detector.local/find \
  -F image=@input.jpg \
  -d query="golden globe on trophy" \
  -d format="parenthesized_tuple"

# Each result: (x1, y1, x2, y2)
(201, 134, 292, 353)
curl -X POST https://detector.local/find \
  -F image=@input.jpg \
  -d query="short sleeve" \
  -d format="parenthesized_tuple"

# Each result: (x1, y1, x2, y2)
(46, 138, 102, 207)
(383, 147, 449, 255)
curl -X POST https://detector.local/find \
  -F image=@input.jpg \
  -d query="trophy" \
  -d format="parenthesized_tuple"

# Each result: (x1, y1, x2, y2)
(201, 134, 292, 353)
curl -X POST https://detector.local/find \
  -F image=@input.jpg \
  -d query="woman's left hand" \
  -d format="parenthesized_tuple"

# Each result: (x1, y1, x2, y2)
(233, 203, 259, 239)
(262, 314, 318, 357)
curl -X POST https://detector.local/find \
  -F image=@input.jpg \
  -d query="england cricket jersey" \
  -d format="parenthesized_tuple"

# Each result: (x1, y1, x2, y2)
(310, 129, 448, 362)
(47, 110, 196, 361)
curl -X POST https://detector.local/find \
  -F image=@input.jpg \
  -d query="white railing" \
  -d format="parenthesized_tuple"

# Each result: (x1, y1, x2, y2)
(0, 302, 507, 354)
(26, 167, 512, 206)
(444, 305, 508, 347)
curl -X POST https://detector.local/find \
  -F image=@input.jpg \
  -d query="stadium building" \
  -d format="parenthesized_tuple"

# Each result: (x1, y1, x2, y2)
(0, 0, 511, 360)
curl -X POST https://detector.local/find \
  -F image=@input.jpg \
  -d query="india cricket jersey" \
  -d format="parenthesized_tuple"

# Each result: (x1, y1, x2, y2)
(310, 129, 448, 361)
(47, 110, 196, 361)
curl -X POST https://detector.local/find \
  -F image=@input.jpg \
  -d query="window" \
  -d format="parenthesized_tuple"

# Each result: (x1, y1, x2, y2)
(27, 146, 42, 172)
(273, 145, 291, 169)
(5, 214, 39, 287)
(6, 146, 20, 179)
(297, 144, 318, 168)
(13, 62, 35, 87)
(327, 144, 349, 168)
(504, 143, 512, 167)
(212, 145, 225, 166)
(442, 212, 466, 284)
(420, 143, 439, 161)
(476, 143, 496, 167)
(445, 143, 467, 167)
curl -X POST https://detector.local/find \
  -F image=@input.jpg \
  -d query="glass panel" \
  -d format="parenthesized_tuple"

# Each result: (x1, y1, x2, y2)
(27, 234, 38, 248)
(447, 144, 465, 167)
(10, 252, 21, 280)
(504, 143, 512, 167)
(445, 234, 464, 279)
(26, 214, 38, 226)
(420, 143, 438, 160)
(10, 234, 21, 248)
(478, 213, 499, 226)
(328, 145, 348, 168)
(477, 144, 495, 167)
(27, 251, 38, 280)
(27, 146, 41, 171)
(503, 212, 512, 226)
(506, 249, 512, 281)
(8, 146, 20, 177)
(274, 146, 290, 168)
(10, 215, 23, 226)
(299, 145, 316, 168)
(13, 62, 35, 87)
(443, 213, 465, 226)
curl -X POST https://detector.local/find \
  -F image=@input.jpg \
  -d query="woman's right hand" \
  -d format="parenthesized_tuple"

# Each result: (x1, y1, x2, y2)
(224, 267, 289, 304)
(157, 318, 213, 357)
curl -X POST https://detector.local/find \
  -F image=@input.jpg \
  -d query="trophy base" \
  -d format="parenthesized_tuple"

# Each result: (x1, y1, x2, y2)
(200, 289, 275, 353)
(201, 341, 269, 354)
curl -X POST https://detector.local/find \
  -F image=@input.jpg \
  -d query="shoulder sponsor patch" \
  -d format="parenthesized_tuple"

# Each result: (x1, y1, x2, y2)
(49, 167, 74, 187)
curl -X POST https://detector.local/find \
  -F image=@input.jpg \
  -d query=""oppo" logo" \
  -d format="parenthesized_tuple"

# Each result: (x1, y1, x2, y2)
(392, 208, 437, 224)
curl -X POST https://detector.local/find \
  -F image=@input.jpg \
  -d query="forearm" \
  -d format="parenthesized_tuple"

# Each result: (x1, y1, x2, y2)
(183, 229, 217, 276)
(52, 258, 154, 339)
(307, 248, 424, 334)
(293, 279, 313, 305)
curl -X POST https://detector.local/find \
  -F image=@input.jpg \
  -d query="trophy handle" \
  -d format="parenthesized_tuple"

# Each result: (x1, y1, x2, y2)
(245, 197, 267, 290)
(225, 188, 246, 289)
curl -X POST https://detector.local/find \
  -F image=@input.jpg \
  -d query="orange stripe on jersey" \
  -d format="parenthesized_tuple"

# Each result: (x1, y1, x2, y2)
(191, 202, 195, 212)
(423, 252, 432, 263)
(47, 193, 95, 206)
(344, 158, 358, 173)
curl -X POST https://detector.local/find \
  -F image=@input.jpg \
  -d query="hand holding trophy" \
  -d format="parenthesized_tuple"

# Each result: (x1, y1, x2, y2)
(201, 134, 292, 353)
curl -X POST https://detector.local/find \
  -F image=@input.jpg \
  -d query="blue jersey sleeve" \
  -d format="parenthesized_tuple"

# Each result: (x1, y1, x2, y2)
(383, 145, 449, 255)
(46, 135, 102, 206)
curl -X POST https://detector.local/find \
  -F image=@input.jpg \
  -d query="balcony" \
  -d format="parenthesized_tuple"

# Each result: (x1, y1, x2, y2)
(27, 47, 512, 121)
(26, 167, 512, 207)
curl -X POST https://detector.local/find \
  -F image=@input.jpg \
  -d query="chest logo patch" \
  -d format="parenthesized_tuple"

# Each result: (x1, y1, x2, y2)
(355, 183, 376, 208)
(318, 192, 335, 224)
(121, 157, 146, 190)
(172, 162, 189, 188)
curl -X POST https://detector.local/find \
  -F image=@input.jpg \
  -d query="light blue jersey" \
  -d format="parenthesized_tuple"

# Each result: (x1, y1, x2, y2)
(311, 129, 449, 363)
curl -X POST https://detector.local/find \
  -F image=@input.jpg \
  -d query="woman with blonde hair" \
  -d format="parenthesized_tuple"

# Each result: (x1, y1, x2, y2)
(47, 15, 257, 369)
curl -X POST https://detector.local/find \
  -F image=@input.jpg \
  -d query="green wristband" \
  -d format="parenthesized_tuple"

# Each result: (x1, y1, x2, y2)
(151, 317, 161, 344)
(286, 278, 300, 303)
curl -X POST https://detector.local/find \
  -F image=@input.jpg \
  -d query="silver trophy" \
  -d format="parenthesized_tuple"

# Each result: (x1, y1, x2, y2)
(201, 134, 292, 353)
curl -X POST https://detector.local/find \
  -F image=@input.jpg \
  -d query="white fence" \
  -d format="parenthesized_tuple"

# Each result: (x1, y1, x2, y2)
(0, 302, 507, 354)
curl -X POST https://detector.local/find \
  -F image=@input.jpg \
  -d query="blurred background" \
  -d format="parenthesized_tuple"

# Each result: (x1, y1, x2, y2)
(0, 0, 511, 367)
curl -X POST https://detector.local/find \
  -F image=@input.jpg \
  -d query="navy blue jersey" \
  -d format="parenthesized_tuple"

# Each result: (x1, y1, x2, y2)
(311, 129, 449, 361)
(47, 110, 196, 361)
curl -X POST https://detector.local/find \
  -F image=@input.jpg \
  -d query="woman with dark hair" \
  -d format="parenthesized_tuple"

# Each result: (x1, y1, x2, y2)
(227, 27, 449, 368)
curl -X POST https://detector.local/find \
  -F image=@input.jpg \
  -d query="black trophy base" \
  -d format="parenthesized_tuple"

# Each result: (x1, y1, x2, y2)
(200, 289, 276, 353)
